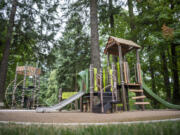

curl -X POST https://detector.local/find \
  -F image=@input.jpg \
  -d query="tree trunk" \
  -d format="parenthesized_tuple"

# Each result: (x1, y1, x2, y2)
(171, 43, 180, 103)
(160, 51, 171, 102)
(127, 0, 137, 42)
(0, 0, 17, 102)
(109, 0, 117, 64)
(90, 0, 101, 70)
(169, 0, 180, 104)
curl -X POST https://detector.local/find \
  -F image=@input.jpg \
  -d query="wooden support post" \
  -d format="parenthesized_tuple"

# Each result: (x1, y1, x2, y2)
(36, 75, 40, 107)
(100, 68, 104, 113)
(21, 65, 27, 108)
(90, 64, 94, 112)
(112, 63, 118, 111)
(32, 67, 38, 108)
(112, 63, 118, 101)
(136, 49, 144, 110)
(58, 88, 62, 102)
(80, 79, 83, 112)
(107, 53, 110, 84)
(80, 96, 83, 112)
(118, 46, 127, 111)
(126, 63, 130, 83)
(12, 63, 18, 107)
(126, 87, 129, 111)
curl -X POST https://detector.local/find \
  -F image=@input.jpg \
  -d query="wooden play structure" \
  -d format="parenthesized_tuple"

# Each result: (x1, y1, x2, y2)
(80, 36, 150, 113)
(36, 36, 150, 113)
(5, 64, 41, 108)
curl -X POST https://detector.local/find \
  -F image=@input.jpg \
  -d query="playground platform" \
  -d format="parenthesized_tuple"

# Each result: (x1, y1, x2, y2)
(0, 110, 180, 124)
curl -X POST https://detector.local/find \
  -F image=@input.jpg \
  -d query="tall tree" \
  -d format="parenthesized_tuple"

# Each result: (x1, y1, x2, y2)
(127, 0, 136, 42)
(169, 0, 180, 103)
(0, 0, 17, 102)
(90, 0, 101, 70)
(109, 0, 117, 63)
(0, 0, 61, 102)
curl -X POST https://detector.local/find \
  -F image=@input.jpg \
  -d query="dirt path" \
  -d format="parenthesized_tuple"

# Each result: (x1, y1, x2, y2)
(0, 110, 180, 123)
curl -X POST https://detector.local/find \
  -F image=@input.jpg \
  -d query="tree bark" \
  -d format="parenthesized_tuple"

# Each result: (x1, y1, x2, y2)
(171, 43, 180, 103)
(169, 0, 180, 104)
(0, 0, 17, 102)
(127, 0, 137, 42)
(160, 51, 171, 102)
(109, 0, 117, 63)
(90, 0, 101, 70)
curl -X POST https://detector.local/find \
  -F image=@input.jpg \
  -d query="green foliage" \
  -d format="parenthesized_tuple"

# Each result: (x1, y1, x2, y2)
(53, 12, 90, 90)
(45, 70, 59, 105)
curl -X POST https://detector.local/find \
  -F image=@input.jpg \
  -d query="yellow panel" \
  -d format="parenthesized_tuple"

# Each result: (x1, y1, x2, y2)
(62, 92, 77, 99)
(94, 68, 98, 91)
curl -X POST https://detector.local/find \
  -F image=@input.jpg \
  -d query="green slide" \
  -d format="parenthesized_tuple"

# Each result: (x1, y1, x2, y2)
(142, 81, 180, 109)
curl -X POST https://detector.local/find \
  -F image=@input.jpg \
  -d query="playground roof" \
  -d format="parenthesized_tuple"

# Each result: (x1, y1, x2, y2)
(16, 66, 41, 76)
(104, 36, 141, 56)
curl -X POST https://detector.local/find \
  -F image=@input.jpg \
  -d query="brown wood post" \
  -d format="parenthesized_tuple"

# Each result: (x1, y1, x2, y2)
(21, 65, 27, 108)
(107, 53, 110, 84)
(118, 46, 127, 111)
(136, 49, 144, 110)
(58, 88, 62, 102)
(112, 63, 118, 111)
(32, 66, 38, 108)
(36, 75, 40, 107)
(12, 63, 18, 107)
(80, 80, 83, 112)
(112, 63, 118, 101)
(100, 68, 104, 113)
(90, 64, 94, 112)
(80, 96, 83, 112)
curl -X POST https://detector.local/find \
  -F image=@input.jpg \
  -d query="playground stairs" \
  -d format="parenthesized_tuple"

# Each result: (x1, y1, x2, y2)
(129, 89, 150, 106)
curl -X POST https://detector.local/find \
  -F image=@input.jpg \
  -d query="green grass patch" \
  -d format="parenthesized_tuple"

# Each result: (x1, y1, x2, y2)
(0, 121, 180, 135)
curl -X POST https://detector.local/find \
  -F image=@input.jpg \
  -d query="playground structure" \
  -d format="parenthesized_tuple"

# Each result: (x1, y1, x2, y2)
(36, 36, 151, 113)
(82, 36, 150, 113)
(35, 36, 180, 113)
(5, 64, 41, 109)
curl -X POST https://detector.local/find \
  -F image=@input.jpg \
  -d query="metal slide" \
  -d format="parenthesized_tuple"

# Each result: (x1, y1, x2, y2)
(143, 81, 180, 110)
(36, 91, 85, 113)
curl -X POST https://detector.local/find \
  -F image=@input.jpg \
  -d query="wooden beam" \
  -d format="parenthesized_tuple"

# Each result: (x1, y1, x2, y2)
(107, 53, 110, 84)
(90, 64, 94, 112)
(132, 96, 146, 100)
(100, 68, 104, 113)
(21, 65, 27, 108)
(58, 88, 62, 102)
(129, 89, 143, 92)
(118, 46, 127, 111)
(134, 102, 150, 105)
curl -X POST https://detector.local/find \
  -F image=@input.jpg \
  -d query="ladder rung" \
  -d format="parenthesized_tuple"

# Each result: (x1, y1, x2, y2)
(134, 102, 150, 105)
(127, 83, 140, 86)
(129, 89, 143, 92)
(132, 96, 146, 99)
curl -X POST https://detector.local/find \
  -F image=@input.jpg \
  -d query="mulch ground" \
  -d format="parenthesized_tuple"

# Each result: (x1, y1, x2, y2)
(0, 110, 180, 123)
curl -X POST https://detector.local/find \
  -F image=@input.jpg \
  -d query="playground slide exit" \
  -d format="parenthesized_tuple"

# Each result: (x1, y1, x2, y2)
(36, 91, 85, 113)
(142, 80, 180, 110)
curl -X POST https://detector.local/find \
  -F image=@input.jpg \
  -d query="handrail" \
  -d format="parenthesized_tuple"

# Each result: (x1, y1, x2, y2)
(11, 80, 24, 106)
(5, 80, 15, 105)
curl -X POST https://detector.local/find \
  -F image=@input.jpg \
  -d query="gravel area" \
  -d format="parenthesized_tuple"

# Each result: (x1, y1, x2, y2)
(0, 110, 180, 123)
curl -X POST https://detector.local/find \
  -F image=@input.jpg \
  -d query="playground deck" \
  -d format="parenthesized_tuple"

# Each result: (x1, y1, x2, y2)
(0, 110, 180, 123)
